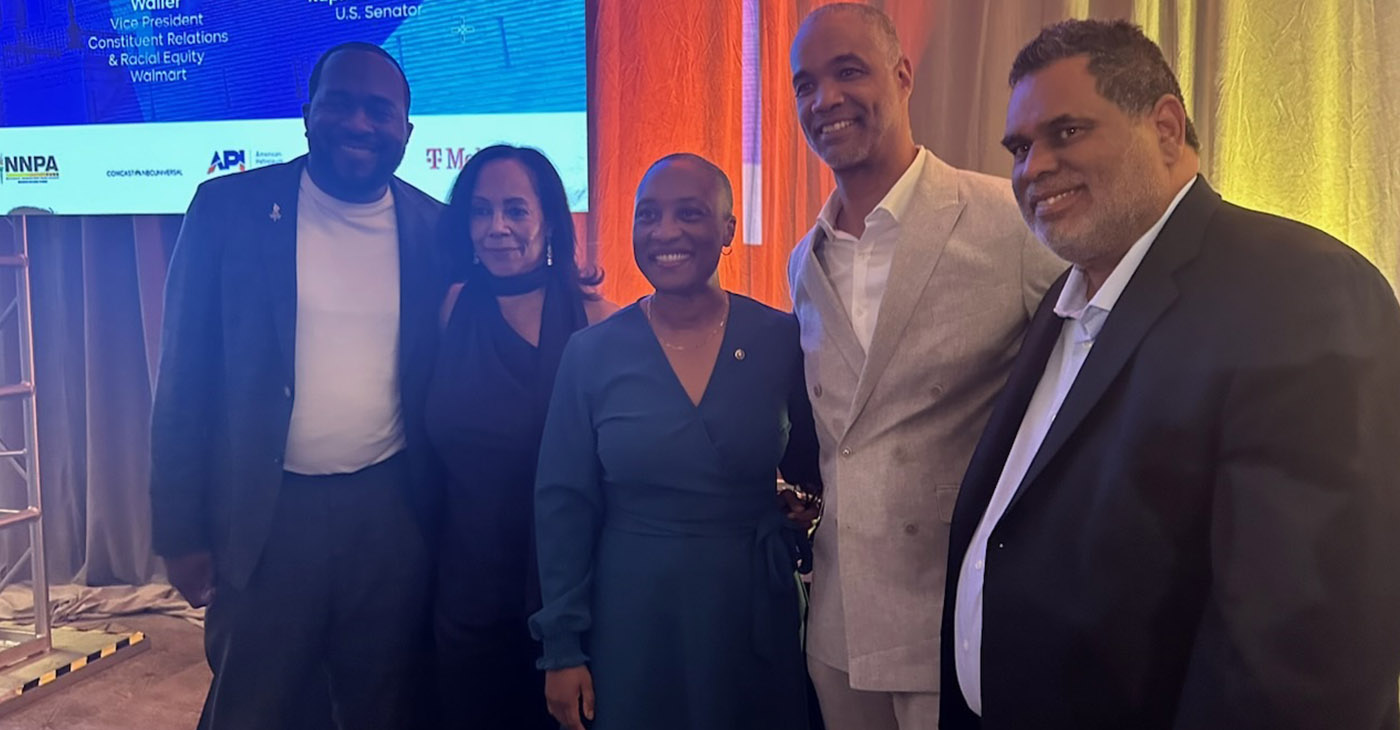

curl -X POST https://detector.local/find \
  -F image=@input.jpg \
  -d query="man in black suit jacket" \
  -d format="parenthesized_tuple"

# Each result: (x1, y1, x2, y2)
(940, 20, 1400, 730)
(150, 42, 445, 729)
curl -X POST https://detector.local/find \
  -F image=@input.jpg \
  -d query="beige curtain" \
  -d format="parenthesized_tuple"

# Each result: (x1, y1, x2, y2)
(899, 0, 1400, 290)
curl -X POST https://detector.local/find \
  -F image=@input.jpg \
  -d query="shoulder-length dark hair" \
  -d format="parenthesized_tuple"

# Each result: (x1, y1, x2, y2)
(440, 144, 602, 298)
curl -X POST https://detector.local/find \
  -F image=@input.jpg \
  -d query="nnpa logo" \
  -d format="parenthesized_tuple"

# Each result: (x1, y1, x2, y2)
(208, 150, 246, 175)
(1, 155, 60, 184)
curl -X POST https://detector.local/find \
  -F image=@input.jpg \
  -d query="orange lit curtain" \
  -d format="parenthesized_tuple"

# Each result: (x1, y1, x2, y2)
(585, 0, 857, 309)
(751, 0, 830, 308)
(586, 0, 919, 309)
(586, 0, 746, 306)
(589, 0, 1398, 307)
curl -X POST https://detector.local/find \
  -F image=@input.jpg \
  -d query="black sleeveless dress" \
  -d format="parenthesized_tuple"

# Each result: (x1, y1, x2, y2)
(425, 274, 587, 729)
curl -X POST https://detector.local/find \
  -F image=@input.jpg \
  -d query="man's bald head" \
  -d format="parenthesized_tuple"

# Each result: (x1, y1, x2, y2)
(641, 153, 734, 218)
(633, 153, 737, 293)
(797, 3, 903, 65)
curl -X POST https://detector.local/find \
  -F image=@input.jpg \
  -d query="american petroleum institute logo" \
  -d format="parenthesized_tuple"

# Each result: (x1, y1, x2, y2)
(208, 150, 246, 175)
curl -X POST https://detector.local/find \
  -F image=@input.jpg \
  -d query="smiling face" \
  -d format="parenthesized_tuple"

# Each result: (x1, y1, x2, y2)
(790, 10, 912, 173)
(1003, 55, 1172, 270)
(632, 159, 735, 295)
(469, 158, 548, 277)
(302, 49, 412, 201)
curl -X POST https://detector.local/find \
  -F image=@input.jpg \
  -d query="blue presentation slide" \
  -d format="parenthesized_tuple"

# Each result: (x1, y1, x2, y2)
(0, 0, 587, 214)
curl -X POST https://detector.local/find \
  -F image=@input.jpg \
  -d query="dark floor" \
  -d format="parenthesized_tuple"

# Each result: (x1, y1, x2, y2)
(0, 614, 1393, 729)
(0, 614, 208, 730)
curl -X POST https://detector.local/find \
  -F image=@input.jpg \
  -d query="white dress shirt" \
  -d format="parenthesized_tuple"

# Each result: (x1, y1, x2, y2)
(283, 170, 406, 475)
(814, 148, 928, 352)
(953, 178, 1196, 715)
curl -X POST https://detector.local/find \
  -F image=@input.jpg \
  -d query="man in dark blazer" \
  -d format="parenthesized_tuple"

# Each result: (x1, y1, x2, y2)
(150, 42, 445, 729)
(940, 19, 1400, 730)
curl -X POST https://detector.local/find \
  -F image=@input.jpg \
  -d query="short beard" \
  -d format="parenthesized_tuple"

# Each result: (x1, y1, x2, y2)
(1034, 217, 1138, 270)
(306, 133, 403, 199)
(1026, 141, 1164, 270)
(815, 135, 876, 172)
(808, 116, 888, 173)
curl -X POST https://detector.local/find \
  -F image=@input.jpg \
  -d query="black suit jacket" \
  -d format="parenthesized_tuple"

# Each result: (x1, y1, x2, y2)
(150, 156, 447, 590)
(939, 178, 1400, 729)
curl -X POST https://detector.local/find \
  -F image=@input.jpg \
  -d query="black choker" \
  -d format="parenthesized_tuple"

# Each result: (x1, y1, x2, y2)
(482, 264, 551, 296)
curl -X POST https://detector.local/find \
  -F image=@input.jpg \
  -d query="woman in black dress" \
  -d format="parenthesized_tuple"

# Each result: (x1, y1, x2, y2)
(426, 145, 616, 728)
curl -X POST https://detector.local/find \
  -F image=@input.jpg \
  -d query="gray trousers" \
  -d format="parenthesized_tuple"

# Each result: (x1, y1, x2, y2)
(808, 654, 940, 730)
(199, 454, 434, 730)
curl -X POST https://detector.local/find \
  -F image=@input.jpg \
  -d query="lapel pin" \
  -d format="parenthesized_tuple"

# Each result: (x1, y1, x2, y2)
(269, 203, 282, 222)
(734, 348, 746, 360)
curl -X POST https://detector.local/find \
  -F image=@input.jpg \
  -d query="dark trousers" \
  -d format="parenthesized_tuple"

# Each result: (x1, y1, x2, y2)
(199, 454, 434, 730)
(434, 614, 556, 730)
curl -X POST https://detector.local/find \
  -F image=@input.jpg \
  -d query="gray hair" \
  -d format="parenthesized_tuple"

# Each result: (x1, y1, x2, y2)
(800, 3, 902, 64)
(1011, 19, 1198, 150)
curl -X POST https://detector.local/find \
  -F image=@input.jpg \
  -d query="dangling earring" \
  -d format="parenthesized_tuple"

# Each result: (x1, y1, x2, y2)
(472, 250, 481, 265)
(546, 243, 554, 267)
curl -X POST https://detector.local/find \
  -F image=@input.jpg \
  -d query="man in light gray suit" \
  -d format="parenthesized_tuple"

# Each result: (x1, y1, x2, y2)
(787, 5, 1065, 728)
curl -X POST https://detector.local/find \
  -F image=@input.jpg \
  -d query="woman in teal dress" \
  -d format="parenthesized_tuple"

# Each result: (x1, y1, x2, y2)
(530, 154, 821, 730)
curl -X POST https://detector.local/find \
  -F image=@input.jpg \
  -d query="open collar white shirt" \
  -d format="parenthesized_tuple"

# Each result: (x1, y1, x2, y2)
(953, 178, 1196, 716)
(813, 147, 928, 352)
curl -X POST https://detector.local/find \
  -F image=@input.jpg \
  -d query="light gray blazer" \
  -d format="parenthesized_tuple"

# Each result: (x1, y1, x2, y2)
(789, 151, 1065, 692)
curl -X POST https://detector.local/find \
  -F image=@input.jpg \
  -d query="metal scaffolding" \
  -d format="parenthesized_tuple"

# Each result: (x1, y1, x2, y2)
(0, 215, 51, 670)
